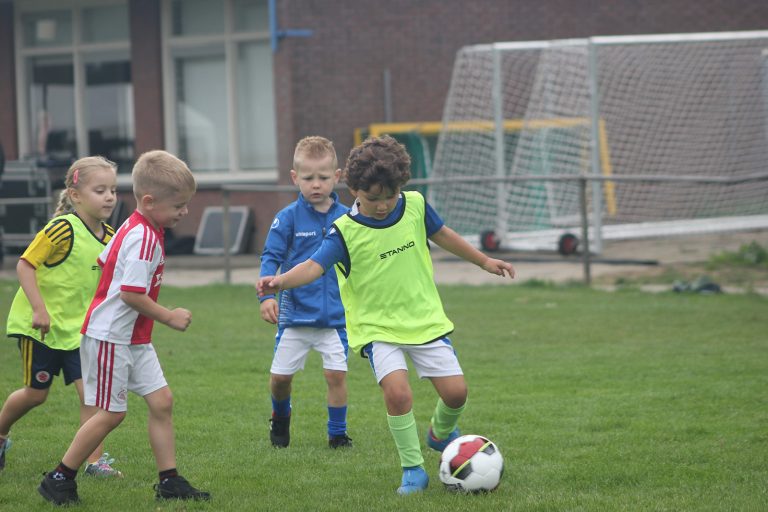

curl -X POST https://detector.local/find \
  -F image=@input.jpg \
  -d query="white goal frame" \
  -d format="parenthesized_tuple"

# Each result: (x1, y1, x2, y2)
(432, 30, 768, 253)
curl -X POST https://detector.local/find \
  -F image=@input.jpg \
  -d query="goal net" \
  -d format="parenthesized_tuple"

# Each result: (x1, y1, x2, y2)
(431, 31, 768, 252)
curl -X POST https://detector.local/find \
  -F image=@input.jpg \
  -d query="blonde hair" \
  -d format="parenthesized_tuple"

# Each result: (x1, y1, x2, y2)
(293, 136, 338, 172)
(53, 156, 117, 218)
(132, 150, 196, 201)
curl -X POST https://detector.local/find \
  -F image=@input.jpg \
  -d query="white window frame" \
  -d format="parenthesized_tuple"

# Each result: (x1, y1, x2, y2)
(14, 0, 131, 161)
(161, 0, 278, 185)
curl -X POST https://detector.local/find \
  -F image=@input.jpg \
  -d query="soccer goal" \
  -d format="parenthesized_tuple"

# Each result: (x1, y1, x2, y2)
(431, 31, 768, 253)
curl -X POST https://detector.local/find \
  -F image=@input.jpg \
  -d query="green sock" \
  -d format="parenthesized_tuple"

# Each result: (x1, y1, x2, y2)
(387, 410, 424, 468)
(430, 398, 465, 440)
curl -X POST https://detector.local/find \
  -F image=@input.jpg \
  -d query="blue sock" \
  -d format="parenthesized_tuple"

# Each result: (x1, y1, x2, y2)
(272, 397, 291, 418)
(327, 405, 347, 437)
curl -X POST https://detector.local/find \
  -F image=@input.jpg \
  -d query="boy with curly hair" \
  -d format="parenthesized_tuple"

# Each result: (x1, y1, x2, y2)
(258, 135, 515, 494)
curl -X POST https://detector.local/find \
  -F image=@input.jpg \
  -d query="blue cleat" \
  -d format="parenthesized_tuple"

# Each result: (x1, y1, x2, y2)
(426, 426, 460, 453)
(397, 466, 429, 495)
(0, 437, 10, 471)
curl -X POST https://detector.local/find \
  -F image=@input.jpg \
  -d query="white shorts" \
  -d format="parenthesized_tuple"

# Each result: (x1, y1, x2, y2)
(80, 335, 168, 412)
(270, 327, 349, 375)
(362, 338, 463, 383)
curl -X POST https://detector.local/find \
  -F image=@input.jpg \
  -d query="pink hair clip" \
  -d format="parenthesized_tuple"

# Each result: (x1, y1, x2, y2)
(72, 169, 79, 185)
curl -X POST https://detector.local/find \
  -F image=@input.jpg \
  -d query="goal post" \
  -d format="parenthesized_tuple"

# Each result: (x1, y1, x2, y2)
(355, 116, 615, 227)
(430, 30, 768, 253)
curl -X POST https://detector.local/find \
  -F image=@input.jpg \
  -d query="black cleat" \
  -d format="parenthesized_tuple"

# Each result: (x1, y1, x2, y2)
(38, 473, 79, 506)
(328, 434, 353, 449)
(269, 415, 291, 448)
(154, 475, 210, 501)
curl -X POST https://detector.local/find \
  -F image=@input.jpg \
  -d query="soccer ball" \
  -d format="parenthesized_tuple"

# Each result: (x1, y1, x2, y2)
(438, 434, 504, 493)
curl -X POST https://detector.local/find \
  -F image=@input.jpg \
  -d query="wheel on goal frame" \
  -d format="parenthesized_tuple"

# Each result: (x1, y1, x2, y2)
(480, 230, 501, 252)
(557, 233, 579, 256)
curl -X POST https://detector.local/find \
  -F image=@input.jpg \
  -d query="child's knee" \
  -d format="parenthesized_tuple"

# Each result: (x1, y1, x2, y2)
(383, 386, 413, 412)
(158, 390, 174, 412)
(324, 369, 346, 386)
(444, 394, 467, 409)
(434, 376, 468, 408)
(24, 387, 49, 406)
(440, 385, 468, 409)
(105, 410, 127, 427)
(450, 385, 468, 405)
(88, 409, 125, 431)
(271, 373, 293, 388)
(146, 387, 174, 417)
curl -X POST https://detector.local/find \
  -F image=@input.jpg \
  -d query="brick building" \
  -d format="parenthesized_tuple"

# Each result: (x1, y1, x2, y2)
(1, 0, 767, 253)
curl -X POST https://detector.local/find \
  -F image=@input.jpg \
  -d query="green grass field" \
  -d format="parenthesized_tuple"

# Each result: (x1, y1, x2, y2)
(0, 280, 766, 511)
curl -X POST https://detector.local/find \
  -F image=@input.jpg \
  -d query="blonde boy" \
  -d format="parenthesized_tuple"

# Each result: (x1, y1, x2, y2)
(259, 136, 351, 448)
(38, 150, 210, 505)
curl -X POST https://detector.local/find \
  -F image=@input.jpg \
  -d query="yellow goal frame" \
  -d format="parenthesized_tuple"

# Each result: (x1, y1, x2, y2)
(354, 118, 616, 216)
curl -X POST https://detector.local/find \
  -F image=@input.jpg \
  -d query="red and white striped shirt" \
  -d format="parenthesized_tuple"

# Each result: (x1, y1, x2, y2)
(81, 211, 165, 344)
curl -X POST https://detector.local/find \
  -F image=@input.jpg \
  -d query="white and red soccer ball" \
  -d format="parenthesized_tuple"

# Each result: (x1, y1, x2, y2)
(438, 434, 504, 493)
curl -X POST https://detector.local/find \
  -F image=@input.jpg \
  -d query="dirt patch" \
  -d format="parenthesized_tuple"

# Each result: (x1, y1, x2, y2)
(577, 229, 768, 290)
(2, 229, 765, 293)
(591, 261, 768, 290)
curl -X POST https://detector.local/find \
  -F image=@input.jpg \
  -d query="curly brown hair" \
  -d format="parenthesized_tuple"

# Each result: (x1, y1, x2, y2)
(343, 135, 411, 192)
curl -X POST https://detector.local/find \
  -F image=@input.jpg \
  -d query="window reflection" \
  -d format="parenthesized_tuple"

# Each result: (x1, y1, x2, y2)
(172, 0, 224, 36)
(170, 0, 276, 172)
(233, 0, 269, 32)
(20, 3, 133, 168)
(82, 5, 129, 43)
(237, 40, 276, 169)
(28, 56, 76, 164)
(85, 55, 134, 171)
(175, 50, 229, 171)
(22, 10, 72, 48)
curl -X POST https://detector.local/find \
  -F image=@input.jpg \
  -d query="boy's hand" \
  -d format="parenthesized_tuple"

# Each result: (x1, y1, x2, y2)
(166, 308, 192, 331)
(260, 298, 279, 324)
(32, 308, 51, 341)
(257, 276, 280, 297)
(482, 258, 516, 279)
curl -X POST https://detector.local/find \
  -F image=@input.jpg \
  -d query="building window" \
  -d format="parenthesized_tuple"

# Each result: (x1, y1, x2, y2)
(16, 1, 134, 171)
(85, 52, 134, 167)
(163, 0, 277, 176)
(82, 4, 130, 43)
(174, 45, 229, 171)
(27, 55, 76, 162)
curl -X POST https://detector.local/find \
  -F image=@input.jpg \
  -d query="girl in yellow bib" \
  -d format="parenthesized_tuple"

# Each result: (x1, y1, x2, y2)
(259, 135, 515, 494)
(1, 157, 122, 477)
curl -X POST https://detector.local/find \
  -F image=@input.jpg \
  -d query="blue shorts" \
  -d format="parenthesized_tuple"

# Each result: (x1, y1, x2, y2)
(14, 336, 81, 389)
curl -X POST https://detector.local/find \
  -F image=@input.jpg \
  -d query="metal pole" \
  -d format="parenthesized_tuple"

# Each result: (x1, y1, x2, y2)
(578, 176, 591, 285)
(222, 189, 231, 285)
(383, 69, 393, 123)
(223, 0, 240, 174)
(587, 40, 604, 253)
(492, 44, 507, 247)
